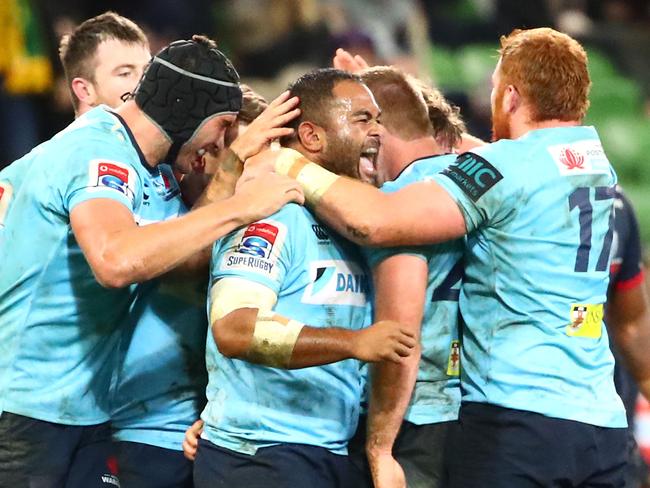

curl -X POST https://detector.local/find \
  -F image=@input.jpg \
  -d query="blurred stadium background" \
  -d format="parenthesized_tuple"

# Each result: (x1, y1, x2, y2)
(1, 0, 648, 245)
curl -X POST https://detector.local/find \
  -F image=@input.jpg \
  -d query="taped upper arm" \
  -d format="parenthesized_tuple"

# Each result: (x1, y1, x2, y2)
(209, 276, 279, 324)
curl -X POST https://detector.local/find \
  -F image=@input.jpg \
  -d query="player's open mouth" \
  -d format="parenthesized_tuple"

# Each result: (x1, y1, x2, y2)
(359, 145, 378, 178)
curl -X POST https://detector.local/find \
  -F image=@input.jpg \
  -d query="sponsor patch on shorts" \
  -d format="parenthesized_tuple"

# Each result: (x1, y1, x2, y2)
(566, 303, 603, 338)
(87, 160, 136, 204)
(440, 152, 503, 202)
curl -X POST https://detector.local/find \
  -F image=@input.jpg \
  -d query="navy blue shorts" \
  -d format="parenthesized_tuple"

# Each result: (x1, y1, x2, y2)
(114, 440, 193, 488)
(0, 412, 117, 488)
(193, 438, 360, 488)
(447, 402, 627, 488)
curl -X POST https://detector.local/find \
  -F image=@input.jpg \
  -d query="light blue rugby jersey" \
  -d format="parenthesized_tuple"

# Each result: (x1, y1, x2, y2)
(0, 105, 160, 425)
(111, 166, 208, 450)
(0, 156, 32, 246)
(203, 203, 371, 455)
(432, 126, 626, 428)
(364, 154, 462, 425)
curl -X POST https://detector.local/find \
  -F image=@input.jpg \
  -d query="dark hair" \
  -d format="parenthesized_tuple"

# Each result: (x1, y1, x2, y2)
(280, 68, 362, 145)
(59, 11, 148, 110)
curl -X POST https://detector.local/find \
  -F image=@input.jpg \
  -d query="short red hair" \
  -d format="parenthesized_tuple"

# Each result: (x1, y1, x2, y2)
(499, 28, 591, 122)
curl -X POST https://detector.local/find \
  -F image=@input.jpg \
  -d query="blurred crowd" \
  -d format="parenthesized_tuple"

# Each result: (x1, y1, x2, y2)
(1, 0, 649, 198)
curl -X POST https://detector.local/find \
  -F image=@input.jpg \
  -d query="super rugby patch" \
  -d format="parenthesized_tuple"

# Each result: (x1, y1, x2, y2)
(548, 139, 610, 176)
(219, 220, 288, 281)
(441, 152, 503, 202)
(87, 159, 137, 204)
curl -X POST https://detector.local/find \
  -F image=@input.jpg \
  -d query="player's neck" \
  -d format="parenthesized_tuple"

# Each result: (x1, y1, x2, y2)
(389, 135, 441, 177)
(116, 101, 169, 168)
(511, 110, 581, 139)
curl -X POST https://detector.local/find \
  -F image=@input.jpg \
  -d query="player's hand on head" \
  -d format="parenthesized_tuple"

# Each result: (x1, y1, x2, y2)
(243, 146, 307, 180)
(353, 320, 416, 363)
(332, 48, 370, 73)
(236, 147, 281, 190)
(239, 147, 285, 188)
(182, 419, 204, 461)
(229, 91, 300, 161)
(234, 172, 304, 221)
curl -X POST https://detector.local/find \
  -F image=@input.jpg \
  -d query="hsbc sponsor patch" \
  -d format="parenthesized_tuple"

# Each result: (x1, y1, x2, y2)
(441, 152, 503, 202)
(548, 139, 610, 176)
(219, 220, 287, 279)
(87, 159, 136, 204)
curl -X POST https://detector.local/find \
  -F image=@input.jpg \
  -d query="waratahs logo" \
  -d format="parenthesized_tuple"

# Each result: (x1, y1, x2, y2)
(302, 259, 368, 306)
(559, 148, 585, 170)
(238, 222, 278, 259)
(548, 140, 609, 176)
(152, 164, 180, 200)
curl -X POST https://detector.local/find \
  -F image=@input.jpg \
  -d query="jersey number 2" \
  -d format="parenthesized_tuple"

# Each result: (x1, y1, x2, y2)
(568, 186, 614, 273)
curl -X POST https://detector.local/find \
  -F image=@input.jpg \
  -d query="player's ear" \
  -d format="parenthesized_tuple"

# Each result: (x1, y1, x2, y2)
(71, 77, 97, 108)
(297, 121, 325, 153)
(503, 84, 521, 114)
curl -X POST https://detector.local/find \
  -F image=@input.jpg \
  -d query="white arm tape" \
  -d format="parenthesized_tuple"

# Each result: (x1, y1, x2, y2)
(209, 277, 304, 368)
(274, 148, 339, 204)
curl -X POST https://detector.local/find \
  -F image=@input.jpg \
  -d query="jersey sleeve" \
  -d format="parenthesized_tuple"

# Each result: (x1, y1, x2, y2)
(210, 205, 297, 294)
(613, 190, 645, 291)
(64, 139, 142, 213)
(431, 150, 512, 233)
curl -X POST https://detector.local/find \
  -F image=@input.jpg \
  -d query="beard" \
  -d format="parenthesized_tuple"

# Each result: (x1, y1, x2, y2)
(491, 86, 511, 141)
(320, 130, 362, 179)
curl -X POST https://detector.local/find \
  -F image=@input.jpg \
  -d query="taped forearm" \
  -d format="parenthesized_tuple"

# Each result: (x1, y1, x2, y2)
(274, 148, 339, 205)
(210, 277, 304, 368)
(246, 312, 304, 368)
(210, 277, 359, 368)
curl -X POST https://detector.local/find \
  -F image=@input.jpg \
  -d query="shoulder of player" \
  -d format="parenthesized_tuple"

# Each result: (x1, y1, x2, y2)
(266, 202, 314, 225)
(468, 139, 520, 168)
(383, 154, 458, 192)
(228, 203, 310, 245)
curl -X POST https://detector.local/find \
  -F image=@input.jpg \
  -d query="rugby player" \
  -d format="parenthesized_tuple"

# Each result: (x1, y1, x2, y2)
(607, 187, 650, 487)
(0, 35, 301, 486)
(111, 85, 283, 488)
(250, 28, 638, 487)
(0, 12, 150, 245)
(350, 66, 467, 488)
(193, 68, 416, 488)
